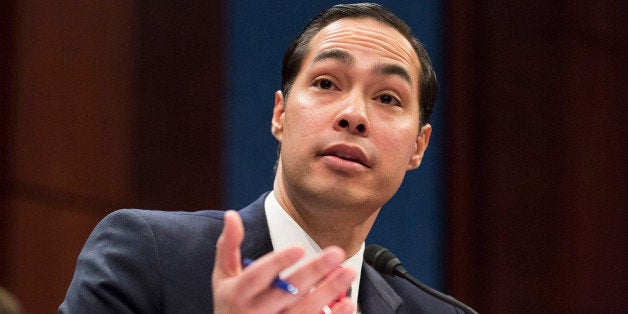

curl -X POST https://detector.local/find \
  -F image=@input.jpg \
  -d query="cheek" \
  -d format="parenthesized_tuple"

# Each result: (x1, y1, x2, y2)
(284, 98, 329, 139)
(377, 125, 418, 165)
(284, 112, 322, 141)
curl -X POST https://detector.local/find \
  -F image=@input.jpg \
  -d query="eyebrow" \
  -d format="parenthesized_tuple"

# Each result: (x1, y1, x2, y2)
(312, 48, 355, 66)
(311, 48, 413, 88)
(372, 62, 413, 87)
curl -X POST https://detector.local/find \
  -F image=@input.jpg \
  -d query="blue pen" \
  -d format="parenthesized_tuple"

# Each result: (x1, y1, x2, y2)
(242, 258, 299, 295)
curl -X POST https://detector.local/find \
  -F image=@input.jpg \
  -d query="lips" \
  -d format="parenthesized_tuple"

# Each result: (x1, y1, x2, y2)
(320, 144, 371, 168)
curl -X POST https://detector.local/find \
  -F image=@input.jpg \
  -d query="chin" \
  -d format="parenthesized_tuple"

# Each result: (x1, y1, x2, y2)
(314, 185, 388, 210)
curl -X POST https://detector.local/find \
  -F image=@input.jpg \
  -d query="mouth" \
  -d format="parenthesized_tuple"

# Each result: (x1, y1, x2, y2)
(320, 145, 371, 168)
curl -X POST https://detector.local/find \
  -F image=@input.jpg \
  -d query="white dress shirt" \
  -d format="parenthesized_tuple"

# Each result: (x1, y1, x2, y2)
(265, 191, 363, 313)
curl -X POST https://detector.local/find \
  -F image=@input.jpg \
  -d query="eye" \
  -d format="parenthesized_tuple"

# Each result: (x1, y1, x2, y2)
(314, 78, 335, 90)
(377, 93, 401, 106)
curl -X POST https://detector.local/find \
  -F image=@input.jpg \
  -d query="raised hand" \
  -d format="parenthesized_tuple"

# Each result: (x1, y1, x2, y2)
(212, 210, 356, 314)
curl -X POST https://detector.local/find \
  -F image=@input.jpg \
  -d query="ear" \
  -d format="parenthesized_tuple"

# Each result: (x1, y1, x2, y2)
(407, 124, 432, 170)
(271, 90, 285, 142)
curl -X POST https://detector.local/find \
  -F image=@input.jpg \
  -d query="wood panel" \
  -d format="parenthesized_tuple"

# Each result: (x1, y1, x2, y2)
(446, 1, 627, 313)
(5, 198, 108, 311)
(11, 1, 135, 204)
(3, 2, 136, 312)
(1, 0, 225, 312)
(0, 0, 16, 289)
(132, 0, 225, 209)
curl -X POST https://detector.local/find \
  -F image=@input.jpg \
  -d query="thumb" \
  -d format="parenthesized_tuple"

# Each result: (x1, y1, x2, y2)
(213, 210, 244, 279)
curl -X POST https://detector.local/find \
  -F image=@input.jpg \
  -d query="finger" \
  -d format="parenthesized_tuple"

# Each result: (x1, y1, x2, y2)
(237, 246, 304, 301)
(283, 246, 346, 294)
(287, 265, 355, 314)
(213, 210, 244, 279)
(329, 299, 356, 314)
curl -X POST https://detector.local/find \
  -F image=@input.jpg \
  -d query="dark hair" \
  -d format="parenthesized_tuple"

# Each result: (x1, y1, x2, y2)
(281, 3, 438, 126)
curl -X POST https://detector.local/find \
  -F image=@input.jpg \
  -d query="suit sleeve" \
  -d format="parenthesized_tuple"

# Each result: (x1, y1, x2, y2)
(59, 209, 162, 313)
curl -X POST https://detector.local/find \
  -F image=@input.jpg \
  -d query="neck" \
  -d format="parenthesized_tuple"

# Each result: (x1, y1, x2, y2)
(273, 182, 380, 257)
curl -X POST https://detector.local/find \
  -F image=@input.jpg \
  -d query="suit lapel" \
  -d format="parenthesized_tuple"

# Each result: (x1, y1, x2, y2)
(238, 192, 274, 259)
(358, 263, 403, 314)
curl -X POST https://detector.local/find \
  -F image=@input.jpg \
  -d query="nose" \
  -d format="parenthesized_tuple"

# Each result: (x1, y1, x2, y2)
(333, 95, 370, 136)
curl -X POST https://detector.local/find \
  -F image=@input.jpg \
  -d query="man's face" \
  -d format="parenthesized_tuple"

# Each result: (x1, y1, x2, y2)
(272, 18, 431, 211)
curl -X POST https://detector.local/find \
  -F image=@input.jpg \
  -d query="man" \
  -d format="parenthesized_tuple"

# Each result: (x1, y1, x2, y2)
(61, 3, 464, 313)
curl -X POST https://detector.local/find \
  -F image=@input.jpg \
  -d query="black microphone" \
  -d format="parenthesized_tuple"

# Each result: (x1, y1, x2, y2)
(364, 244, 478, 314)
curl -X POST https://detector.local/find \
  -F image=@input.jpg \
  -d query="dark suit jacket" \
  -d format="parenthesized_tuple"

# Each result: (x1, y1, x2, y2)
(60, 193, 464, 313)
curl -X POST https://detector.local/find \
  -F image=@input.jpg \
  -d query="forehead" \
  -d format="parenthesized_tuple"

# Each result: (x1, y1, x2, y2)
(304, 18, 421, 87)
